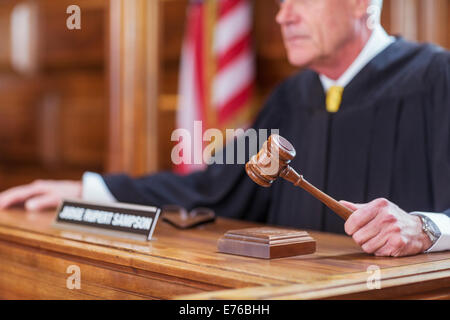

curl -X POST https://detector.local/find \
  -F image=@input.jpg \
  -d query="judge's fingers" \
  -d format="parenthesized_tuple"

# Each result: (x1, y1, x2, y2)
(351, 212, 386, 247)
(344, 198, 390, 236)
(360, 230, 390, 254)
(340, 200, 364, 212)
(0, 181, 50, 209)
(357, 221, 402, 254)
(25, 194, 61, 212)
(374, 235, 407, 257)
(375, 232, 426, 257)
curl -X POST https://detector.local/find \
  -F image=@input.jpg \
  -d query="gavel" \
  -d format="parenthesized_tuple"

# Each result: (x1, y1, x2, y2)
(245, 134, 354, 221)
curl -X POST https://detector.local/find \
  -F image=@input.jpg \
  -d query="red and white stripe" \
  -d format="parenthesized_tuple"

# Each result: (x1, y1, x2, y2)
(213, 0, 254, 125)
(176, 1, 206, 174)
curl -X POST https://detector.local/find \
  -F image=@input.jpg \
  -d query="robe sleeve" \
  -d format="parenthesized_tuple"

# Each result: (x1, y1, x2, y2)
(428, 49, 450, 218)
(102, 85, 286, 222)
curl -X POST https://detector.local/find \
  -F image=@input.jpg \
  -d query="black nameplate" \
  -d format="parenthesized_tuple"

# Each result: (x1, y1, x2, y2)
(55, 199, 160, 241)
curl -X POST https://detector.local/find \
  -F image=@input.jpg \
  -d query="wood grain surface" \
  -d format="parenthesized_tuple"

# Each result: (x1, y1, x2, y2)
(0, 209, 449, 300)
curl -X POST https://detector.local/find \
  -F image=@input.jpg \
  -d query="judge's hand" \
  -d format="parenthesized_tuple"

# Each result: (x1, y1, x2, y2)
(340, 198, 432, 257)
(0, 180, 82, 212)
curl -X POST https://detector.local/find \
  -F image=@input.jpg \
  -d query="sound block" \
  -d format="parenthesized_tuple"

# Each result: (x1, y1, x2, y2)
(217, 227, 316, 259)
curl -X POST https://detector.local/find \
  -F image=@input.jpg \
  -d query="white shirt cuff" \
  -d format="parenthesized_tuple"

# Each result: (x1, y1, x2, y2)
(82, 172, 117, 203)
(410, 211, 450, 253)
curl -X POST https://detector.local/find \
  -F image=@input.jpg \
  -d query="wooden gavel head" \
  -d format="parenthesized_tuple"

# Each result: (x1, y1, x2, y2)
(245, 134, 296, 187)
(246, 134, 354, 220)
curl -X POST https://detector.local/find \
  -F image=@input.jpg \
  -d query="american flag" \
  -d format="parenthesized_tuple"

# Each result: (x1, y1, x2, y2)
(176, 0, 255, 174)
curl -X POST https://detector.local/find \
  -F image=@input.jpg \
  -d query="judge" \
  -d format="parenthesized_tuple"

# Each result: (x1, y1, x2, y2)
(1, 0, 449, 257)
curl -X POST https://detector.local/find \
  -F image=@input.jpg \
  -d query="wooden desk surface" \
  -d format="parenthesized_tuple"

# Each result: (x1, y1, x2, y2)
(0, 209, 449, 299)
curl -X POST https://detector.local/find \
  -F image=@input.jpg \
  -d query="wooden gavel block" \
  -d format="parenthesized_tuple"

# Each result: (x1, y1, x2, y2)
(246, 134, 354, 221)
(217, 227, 316, 259)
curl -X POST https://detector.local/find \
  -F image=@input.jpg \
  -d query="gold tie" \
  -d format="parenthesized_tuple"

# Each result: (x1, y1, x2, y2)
(326, 86, 344, 113)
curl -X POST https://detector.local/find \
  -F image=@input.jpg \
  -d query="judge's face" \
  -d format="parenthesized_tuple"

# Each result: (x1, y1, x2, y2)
(276, 0, 365, 67)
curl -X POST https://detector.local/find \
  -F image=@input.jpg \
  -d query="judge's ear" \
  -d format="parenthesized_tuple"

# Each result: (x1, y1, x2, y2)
(349, 0, 371, 19)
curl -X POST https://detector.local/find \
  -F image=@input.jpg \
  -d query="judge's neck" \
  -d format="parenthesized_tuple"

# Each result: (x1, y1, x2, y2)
(313, 26, 372, 81)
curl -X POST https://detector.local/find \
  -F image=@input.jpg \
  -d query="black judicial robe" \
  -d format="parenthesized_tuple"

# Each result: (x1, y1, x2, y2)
(103, 39, 450, 234)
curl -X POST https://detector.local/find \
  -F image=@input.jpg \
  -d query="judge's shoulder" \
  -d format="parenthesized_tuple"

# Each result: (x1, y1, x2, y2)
(283, 38, 449, 86)
(412, 40, 449, 78)
(258, 38, 449, 120)
(384, 40, 449, 96)
(413, 41, 449, 100)
(397, 40, 448, 74)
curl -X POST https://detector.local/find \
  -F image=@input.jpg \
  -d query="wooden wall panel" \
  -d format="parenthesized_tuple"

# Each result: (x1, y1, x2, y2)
(0, 0, 108, 190)
(38, 0, 106, 71)
(160, 0, 188, 96)
(0, 75, 41, 162)
(43, 72, 107, 168)
(386, 0, 449, 48)
(107, 0, 161, 176)
(418, 0, 449, 48)
(0, 3, 12, 71)
(158, 0, 188, 172)
(0, 72, 106, 170)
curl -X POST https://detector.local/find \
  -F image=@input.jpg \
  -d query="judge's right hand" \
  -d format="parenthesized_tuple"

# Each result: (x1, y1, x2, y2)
(0, 180, 82, 212)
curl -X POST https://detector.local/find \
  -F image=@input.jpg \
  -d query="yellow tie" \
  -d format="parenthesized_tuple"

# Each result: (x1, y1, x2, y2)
(326, 86, 344, 113)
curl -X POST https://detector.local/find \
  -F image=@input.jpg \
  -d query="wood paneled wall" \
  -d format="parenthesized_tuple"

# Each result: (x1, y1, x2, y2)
(0, 0, 107, 190)
(385, 0, 449, 48)
(0, 0, 448, 189)
(107, 0, 161, 176)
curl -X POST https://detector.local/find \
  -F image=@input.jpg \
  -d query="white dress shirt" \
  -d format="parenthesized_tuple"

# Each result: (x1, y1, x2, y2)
(82, 171, 117, 203)
(82, 25, 450, 253)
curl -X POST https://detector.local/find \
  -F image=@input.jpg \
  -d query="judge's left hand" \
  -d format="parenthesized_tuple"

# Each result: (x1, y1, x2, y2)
(340, 198, 432, 257)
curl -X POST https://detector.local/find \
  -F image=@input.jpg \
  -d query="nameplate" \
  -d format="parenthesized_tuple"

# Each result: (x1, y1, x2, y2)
(55, 199, 161, 241)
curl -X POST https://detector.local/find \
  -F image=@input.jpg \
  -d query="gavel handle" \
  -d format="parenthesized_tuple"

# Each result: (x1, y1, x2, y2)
(297, 179, 353, 220)
(280, 167, 354, 220)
